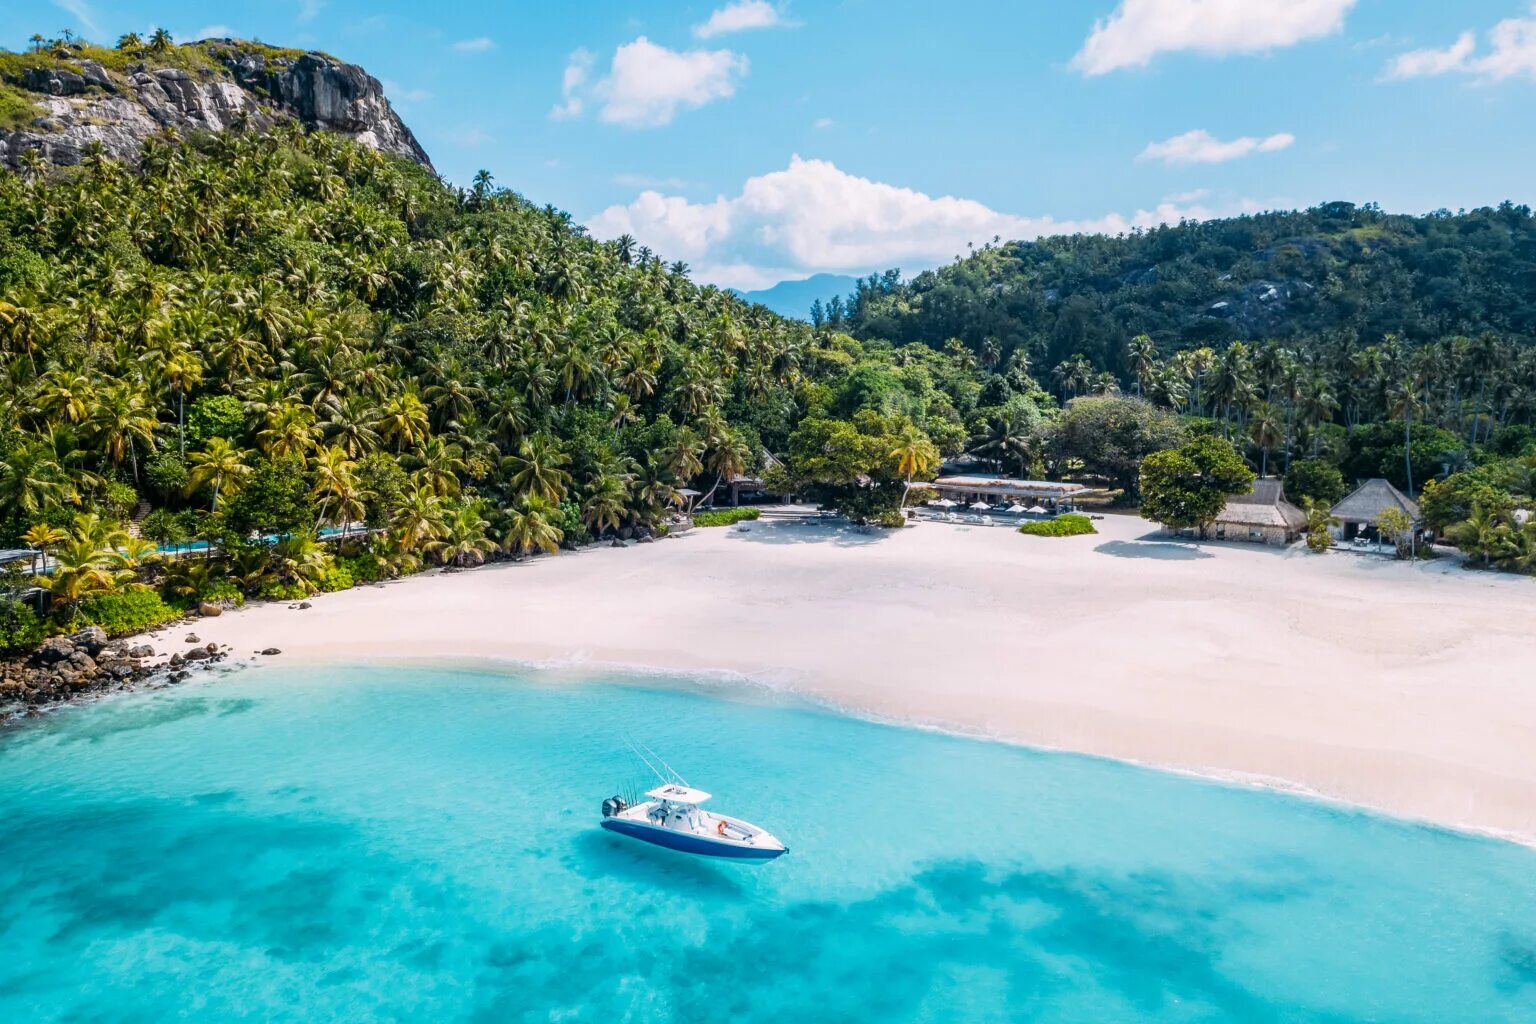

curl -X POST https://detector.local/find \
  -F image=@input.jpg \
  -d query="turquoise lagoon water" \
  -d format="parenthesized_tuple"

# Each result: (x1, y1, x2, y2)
(2, 665, 1535, 1023)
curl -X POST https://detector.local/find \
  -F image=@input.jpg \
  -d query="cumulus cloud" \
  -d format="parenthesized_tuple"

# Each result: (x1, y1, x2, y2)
(1138, 129, 1294, 165)
(550, 48, 594, 120)
(556, 37, 749, 128)
(193, 24, 235, 40)
(1384, 7, 1536, 83)
(694, 1, 794, 39)
(587, 156, 1258, 290)
(814, 117, 834, 129)
(452, 37, 496, 53)
(1072, 0, 1356, 75)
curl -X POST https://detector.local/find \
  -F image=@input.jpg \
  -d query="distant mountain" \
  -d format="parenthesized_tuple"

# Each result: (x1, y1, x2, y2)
(734, 273, 860, 320)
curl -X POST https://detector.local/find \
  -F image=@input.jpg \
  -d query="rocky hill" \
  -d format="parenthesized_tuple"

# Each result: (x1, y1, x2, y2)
(0, 38, 430, 169)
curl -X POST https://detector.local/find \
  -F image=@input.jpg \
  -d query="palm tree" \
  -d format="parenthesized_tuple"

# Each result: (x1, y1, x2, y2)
(0, 441, 70, 518)
(409, 436, 467, 497)
(967, 409, 1035, 478)
(1248, 402, 1284, 478)
(1126, 334, 1156, 397)
(21, 523, 67, 576)
(378, 390, 429, 454)
(41, 518, 134, 621)
(582, 474, 630, 537)
(1387, 376, 1423, 495)
(90, 384, 158, 481)
(310, 446, 361, 530)
(697, 431, 752, 508)
(148, 27, 174, 54)
(503, 433, 570, 503)
(502, 496, 563, 557)
(269, 533, 330, 595)
(388, 486, 449, 550)
(186, 437, 253, 511)
(890, 423, 940, 509)
(429, 502, 496, 567)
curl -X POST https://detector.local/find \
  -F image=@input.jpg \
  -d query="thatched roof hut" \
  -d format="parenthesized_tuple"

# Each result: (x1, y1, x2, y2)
(1331, 479, 1420, 526)
(1212, 479, 1307, 544)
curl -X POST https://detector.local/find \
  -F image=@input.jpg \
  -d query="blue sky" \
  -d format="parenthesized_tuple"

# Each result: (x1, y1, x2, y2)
(7, 1, 1536, 288)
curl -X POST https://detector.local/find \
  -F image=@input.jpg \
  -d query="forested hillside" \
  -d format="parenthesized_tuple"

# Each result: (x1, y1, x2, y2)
(840, 202, 1536, 378)
(0, 113, 991, 648)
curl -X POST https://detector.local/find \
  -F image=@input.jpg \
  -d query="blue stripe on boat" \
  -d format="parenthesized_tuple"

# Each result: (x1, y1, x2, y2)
(601, 818, 787, 860)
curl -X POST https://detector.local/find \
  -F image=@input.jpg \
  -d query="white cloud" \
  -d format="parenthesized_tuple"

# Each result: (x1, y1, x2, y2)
(382, 79, 432, 104)
(1164, 187, 1211, 203)
(296, 0, 323, 22)
(1138, 129, 1294, 165)
(587, 155, 1259, 290)
(443, 127, 492, 148)
(558, 37, 749, 128)
(550, 48, 594, 120)
(1384, 7, 1536, 83)
(52, 0, 102, 39)
(1073, 0, 1356, 75)
(452, 37, 496, 53)
(814, 117, 834, 129)
(194, 25, 236, 40)
(694, 1, 794, 39)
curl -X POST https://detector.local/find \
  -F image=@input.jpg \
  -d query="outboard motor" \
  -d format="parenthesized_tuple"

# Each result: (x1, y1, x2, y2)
(601, 796, 627, 818)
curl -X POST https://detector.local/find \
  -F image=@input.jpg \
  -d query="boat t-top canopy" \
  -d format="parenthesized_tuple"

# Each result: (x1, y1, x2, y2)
(646, 784, 712, 805)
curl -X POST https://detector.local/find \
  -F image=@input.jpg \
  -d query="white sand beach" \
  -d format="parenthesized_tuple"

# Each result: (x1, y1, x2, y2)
(174, 513, 1536, 842)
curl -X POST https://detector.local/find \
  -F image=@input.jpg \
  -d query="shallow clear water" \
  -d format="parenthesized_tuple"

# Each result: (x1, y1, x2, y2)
(2, 665, 1534, 1023)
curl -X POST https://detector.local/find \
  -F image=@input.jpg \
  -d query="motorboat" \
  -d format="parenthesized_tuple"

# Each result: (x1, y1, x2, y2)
(600, 783, 787, 861)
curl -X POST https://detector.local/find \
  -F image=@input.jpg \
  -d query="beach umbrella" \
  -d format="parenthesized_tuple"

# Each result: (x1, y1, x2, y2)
(969, 501, 991, 510)
(1006, 503, 1028, 513)
(931, 498, 958, 508)
(1027, 504, 1048, 514)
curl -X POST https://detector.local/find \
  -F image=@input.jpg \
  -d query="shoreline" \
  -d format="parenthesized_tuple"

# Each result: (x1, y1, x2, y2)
(36, 514, 1536, 845)
(254, 651, 1536, 850)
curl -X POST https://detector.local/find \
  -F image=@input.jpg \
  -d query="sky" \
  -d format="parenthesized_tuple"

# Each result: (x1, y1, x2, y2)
(6, 0, 1536, 290)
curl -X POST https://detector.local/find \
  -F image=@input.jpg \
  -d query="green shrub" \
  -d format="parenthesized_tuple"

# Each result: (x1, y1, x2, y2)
(874, 510, 907, 529)
(1017, 514, 1097, 538)
(337, 553, 386, 583)
(0, 82, 42, 132)
(318, 564, 355, 593)
(74, 589, 182, 637)
(258, 580, 311, 602)
(694, 507, 762, 527)
(0, 600, 44, 653)
(202, 581, 245, 606)
(100, 481, 140, 524)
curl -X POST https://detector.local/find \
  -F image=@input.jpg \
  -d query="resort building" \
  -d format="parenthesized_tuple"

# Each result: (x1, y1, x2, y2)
(1209, 478, 1307, 544)
(924, 475, 1100, 512)
(1330, 479, 1424, 543)
(723, 451, 790, 506)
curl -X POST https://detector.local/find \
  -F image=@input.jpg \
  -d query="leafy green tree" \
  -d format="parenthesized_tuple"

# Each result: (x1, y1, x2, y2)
(1050, 395, 1187, 500)
(1283, 460, 1346, 509)
(1138, 436, 1255, 539)
(221, 456, 315, 537)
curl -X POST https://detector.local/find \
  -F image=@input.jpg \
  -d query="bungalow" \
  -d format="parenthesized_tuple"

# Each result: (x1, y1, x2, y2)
(1209, 478, 1306, 544)
(1330, 478, 1424, 544)
(723, 451, 790, 506)
(924, 475, 1101, 511)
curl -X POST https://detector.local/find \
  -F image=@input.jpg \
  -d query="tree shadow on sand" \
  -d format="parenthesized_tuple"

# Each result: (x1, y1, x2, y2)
(722, 522, 892, 547)
(1094, 538, 1215, 561)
